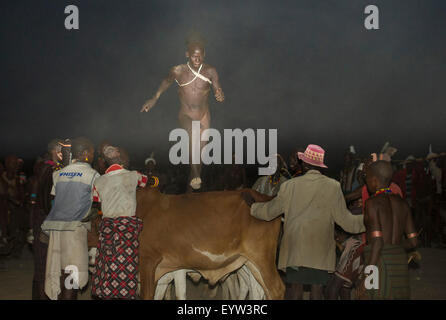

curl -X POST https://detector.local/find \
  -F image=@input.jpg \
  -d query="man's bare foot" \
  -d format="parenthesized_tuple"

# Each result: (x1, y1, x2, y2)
(190, 177, 202, 190)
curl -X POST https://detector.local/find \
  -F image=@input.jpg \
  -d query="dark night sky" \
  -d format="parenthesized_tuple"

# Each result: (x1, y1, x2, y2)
(1, 0, 445, 174)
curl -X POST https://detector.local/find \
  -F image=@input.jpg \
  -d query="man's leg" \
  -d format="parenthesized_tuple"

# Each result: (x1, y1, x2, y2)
(285, 283, 303, 300)
(325, 276, 345, 300)
(32, 240, 49, 300)
(31, 208, 49, 299)
(58, 271, 78, 300)
(179, 111, 210, 192)
(339, 287, 352, 300)
(310, 284, 323, 300)
(179, 115, 198, 192)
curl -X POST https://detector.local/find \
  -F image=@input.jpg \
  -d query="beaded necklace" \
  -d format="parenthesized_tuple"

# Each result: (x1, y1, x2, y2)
(45, 160, 63, 172)
(268, 175, 279, 186)
(374, 187, 392, 196)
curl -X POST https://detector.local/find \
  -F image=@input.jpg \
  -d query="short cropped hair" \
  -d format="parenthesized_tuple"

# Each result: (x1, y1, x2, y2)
(368, 160, 393, 187)
(47, 139, 63, 153)
(103, 145, 129, 168)
(71, 137, 94, 159)
(185, 31, 206, 51)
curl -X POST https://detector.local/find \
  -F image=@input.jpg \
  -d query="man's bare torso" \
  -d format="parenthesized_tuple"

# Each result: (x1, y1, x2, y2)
(173, 63, 214, 121)
(365, 194, 412, 245)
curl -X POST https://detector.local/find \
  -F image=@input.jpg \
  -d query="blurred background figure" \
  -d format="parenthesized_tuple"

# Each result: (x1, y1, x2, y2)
(252, 154, 288, 197)
(339, 146, 360, 195)
(1, 154, 26, 255)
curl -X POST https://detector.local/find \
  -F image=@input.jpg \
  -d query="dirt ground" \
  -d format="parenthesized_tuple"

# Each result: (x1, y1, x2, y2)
(1, 246, 445, 300)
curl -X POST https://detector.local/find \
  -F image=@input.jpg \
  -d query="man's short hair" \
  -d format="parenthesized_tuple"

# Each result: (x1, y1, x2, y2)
(103, 145, 129, 168)
(302, 161, 321, 172)
(71, 137, 94, 159)
(185, 31, 206, 51)
(47, 139, 63, 153)
(369, 160, 393, 187)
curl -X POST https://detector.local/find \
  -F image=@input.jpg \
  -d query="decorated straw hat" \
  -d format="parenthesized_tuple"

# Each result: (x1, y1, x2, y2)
(298, 144, 328, 168)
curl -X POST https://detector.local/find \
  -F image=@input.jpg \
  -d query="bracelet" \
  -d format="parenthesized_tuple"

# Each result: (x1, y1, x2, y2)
(371, 230, 383, 238)
(151, 176, 159, 188)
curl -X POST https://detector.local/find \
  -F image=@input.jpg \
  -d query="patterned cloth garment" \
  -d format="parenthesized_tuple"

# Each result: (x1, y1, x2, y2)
(91, 216, 143, 299)
(334, 234, 366, 287)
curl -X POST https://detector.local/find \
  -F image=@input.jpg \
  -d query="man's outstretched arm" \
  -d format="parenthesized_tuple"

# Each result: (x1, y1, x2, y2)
(242, 189, 284, 222)
(141, 66, 178, 112)
(209, 67, 224, 102)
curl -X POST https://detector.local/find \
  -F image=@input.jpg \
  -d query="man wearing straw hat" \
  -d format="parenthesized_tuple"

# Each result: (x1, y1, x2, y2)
(242, 144, 365, 300)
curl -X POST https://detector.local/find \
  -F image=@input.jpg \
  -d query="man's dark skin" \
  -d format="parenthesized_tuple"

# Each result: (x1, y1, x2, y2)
(344, 155, 373, 204)
(358, 161, 418, 297)
(29, 140, 64, 300)
(3, 155, 25, 207)
(141, 40, 224, 191)
(340, 151, 357, 193)
(2, 155, 26, 246)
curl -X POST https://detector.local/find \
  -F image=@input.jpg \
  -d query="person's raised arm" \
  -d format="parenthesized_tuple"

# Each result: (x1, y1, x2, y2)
(209, 67, 225, 103)
(344, 185, 363, 203)
(140, 66, 179, 112)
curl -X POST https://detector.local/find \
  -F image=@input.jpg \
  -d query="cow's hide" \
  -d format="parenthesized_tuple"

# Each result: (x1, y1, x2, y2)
(136, 188, 284, 300)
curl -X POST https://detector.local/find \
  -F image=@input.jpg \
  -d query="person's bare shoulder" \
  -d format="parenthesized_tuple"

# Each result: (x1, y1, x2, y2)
(170, 64, 184, 77)
(389, 194, 411, 216)
(202, 64, 217, 76)
(365, 195, 379, 209)
(365, 194, 390, 217)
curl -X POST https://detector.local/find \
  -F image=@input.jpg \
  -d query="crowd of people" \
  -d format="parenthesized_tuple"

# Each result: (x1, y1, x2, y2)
(0, 137, 445, 300)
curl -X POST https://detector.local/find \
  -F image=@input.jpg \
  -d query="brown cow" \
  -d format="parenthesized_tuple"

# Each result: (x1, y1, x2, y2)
(136, 188, 284, 300)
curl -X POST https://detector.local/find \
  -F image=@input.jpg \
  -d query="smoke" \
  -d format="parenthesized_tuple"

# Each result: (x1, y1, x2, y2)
(1, 0, 446, 174)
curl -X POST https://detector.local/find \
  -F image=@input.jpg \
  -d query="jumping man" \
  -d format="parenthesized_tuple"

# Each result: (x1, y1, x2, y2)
(140, 34, 225, 191)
